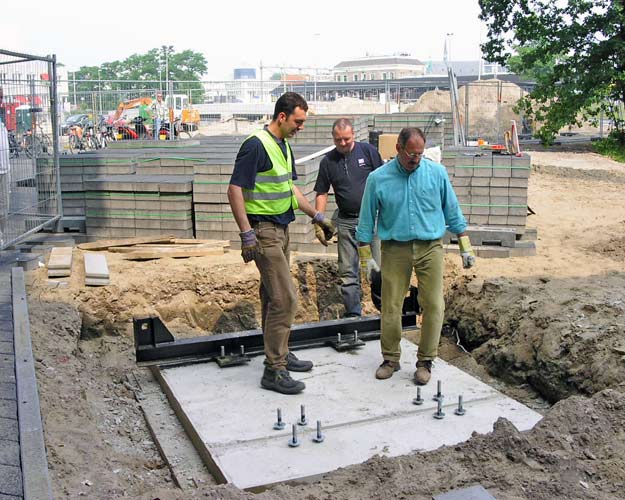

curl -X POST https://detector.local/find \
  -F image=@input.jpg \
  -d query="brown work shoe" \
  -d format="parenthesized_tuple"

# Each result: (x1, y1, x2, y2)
(414, 360, 433, 385)
(375, 360, 400, 380)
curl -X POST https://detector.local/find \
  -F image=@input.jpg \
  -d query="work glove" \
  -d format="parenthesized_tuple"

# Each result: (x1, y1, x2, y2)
(239, 229, 259, 263)
(458, 235, 476, 269)
(312, 212, 335, 246)
(358, 244, 380, 282)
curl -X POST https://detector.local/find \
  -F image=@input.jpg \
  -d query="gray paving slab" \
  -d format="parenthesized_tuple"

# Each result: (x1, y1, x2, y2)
(0, 329, 10, 342)
(0, 355, 13, 369)
(0, 493, 22, 500)
(0, 438, 20, 466)
(0, 464, 23, 497)
(0, 399, 16, 420)
(0, 417, 18, 441)
(0, 382, 16, 401)
(0, 368, 15, 383)
(0, 342, 13, 355)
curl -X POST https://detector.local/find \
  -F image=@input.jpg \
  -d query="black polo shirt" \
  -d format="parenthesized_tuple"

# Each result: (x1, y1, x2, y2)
(314, 142, 383, 218)
(230, 129, 298, 226)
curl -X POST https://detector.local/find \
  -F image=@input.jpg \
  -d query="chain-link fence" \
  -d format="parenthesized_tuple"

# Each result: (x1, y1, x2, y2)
(0, 49, 60, 250)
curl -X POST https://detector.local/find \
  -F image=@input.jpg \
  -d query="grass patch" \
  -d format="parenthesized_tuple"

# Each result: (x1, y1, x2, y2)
(592, 137, 625, 163)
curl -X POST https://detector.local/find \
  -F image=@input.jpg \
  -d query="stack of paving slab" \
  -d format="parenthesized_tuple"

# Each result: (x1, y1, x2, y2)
(84, 252, 110, 286)
(289, 115, 369, 145)
(84, 175, 194, 238)
(442, 147, 536, 257)
(47, 246, 73, 278)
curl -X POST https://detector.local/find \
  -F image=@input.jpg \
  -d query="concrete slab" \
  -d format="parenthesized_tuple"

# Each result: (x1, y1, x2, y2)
(158, 339, 542, 490)
(84, 253, 109, 279)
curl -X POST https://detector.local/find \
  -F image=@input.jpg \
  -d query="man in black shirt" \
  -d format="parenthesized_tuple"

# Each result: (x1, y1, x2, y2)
(313, 118, 383, 317)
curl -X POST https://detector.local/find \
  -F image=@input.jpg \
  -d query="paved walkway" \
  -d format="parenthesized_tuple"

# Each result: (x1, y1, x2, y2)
(0, 260, 23, 499)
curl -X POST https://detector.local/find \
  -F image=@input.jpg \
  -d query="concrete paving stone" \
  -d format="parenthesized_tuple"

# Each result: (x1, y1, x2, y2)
(0, 368, 15, 383)
(0, 439, 19, 467)
(0, 399, 17, 420)
(0, 305, 12, 318)
(0, 327, 12, 342)
(0, 417, 18, 441)
(0, 354, 14, 369)
(0, 464, 23, 497)
(0, 383, 16, 401)
(0, 493, 22, 500)
(0, 342, 14, 355)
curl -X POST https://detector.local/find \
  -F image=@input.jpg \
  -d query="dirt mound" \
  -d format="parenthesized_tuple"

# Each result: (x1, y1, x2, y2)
(594, 235, 625, 262)
(445, 275, 625, 403)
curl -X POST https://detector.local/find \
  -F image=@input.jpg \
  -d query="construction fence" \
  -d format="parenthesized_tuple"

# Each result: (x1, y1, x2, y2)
(0, 49, 60, 250)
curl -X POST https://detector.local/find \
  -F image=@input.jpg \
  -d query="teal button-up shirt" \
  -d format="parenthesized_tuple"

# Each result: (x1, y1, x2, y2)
(356, 157, 466, 243)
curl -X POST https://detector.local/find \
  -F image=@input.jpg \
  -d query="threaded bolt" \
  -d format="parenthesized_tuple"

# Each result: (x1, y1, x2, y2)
(412, 387, 424, 405)
(454, 395, 466, 416)
(288, 424, 300, 447)
(240, 345, 245, 356)
(220, 345, 225, 358)
(312, 420, 325, 443)
(273, 408, 285, 430)
(433, 380, 443, 401)
(298, 404, 308, 426)
(434, 397, 445, 419)
(354, 330, 359, 342)
(337, 332, 342, 344)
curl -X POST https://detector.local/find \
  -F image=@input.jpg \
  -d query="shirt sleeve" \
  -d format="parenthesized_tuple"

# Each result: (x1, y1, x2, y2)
(355, 174, 377, 243)
(313, 158, 331, 194)
(230, 137, 268, 189)
(369, 144, 384, 169)
(440, 168, 467, 234)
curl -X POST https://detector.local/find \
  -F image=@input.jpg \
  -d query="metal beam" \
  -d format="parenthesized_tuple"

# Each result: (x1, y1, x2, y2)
(134, 287, 419, 366)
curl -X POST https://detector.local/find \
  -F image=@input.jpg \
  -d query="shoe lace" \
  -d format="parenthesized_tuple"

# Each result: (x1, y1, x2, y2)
(417, 360, 433, 370)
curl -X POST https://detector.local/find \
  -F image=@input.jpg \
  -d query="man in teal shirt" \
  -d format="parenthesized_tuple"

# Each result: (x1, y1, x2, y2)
(356, 127, 475, 385)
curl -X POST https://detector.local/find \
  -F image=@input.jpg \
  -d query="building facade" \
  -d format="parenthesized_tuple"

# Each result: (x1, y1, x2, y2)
(333, 56, 426, 82)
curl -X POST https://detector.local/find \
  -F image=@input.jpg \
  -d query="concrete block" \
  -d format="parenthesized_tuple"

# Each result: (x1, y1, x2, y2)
(508, 207, 527, 216)
(473, 167, 493, 178)
(0, 464, 22, 496)
(473, 156, 492, 166)
(471, 206, 490, 215)
(470, 177, 490, 187)
(507, 215, 527, 226)
(492, 166, 511, 178)
(476, 246, 510, 258)
(489, 187, 508, 197)
(0, 399, 17, 420)
(470, 196, 489, 206)
(0, 417, 18, 441)
(490, 205, 508, 216)
(511, 167, 531, 178)
(509, 188, 528, 197)
(451, 177, 470, 187)
(110, 228, 136, 238)
(0, 343, 12, 356)
(84, 253, 109, 279)
(492, 156, 512, 167)
(453, 166, 473, 177)
(518, 227, 537, 241)
(0, 382, 16, 401)
(488, 215, 509, 226)
(510, 240, 537, 257)
(470, 187, 490, 197)
(0, 438, 20, 466)
(490, 177, 509, 187)
(509, 178, 528, 188)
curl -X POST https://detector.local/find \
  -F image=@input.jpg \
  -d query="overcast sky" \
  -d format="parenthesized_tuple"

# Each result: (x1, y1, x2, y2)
(2, 1, 488, 79)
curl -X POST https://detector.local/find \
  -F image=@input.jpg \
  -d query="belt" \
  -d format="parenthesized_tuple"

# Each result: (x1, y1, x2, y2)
(252, 221, 287, 230)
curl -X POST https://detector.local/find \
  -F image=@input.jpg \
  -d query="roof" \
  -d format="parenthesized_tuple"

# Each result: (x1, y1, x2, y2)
(334, 57, 424, 69)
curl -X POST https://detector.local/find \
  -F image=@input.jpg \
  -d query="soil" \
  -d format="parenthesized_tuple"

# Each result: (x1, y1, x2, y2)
(25, 148, 625, 499)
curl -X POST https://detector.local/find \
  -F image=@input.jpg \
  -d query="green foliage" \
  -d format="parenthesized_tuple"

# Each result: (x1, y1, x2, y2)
(592, 135, 625, 162)
(479, 0, 625, 144)
(70, 47, 207, 107)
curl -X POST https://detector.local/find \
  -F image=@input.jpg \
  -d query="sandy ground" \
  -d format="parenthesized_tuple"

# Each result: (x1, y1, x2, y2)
(24, 148, 625, 499)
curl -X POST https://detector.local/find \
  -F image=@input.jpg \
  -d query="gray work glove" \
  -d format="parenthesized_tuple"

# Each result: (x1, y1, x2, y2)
(239, 229, 259, 263)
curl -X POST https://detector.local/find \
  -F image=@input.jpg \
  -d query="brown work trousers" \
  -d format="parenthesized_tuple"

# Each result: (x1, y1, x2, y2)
(253, 222, 297, 370)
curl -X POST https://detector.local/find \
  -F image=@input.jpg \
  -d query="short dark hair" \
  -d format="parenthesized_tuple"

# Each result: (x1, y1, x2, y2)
(332, 117, 353, 134)
(273, 92, 308, 121)
(398, 127, 426, 148)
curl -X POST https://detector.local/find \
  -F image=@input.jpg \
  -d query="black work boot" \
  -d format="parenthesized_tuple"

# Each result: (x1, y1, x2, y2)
(261, 367, 305, 395)
(286, 352, 313, 372)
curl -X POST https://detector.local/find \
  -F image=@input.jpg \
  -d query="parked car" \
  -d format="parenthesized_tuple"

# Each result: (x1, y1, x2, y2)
(61, 114, 93, 135)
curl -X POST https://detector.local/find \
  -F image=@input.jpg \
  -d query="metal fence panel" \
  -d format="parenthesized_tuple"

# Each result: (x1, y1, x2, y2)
(0, 49, 60, 250)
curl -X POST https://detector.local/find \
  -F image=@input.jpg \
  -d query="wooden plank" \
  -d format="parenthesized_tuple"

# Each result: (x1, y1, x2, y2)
(108, 242, 230, 253)
(84, 253, 110, 279)
(77, 235, 176, 251)
(123, 248, 225, 260)
(11, 268, 54, 500)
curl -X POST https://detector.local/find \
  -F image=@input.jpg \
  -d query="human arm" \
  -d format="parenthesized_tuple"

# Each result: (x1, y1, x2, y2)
(293, 185, 335, 244)
(227, 184, 258, 263)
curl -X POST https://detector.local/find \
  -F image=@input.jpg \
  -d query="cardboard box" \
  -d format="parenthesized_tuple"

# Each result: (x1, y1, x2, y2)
(378, 134, 399, 161)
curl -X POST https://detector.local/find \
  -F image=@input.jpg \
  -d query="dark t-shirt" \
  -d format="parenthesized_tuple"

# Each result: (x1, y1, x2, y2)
(229, 130, 298, 226)
(313, 142, 383, 218)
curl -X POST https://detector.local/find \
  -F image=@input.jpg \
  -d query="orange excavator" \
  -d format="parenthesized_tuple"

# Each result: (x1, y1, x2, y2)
(113, 97, 153, 122)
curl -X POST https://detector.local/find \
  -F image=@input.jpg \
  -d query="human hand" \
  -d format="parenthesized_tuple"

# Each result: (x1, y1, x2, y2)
(358, 244, 380, 282)
(312, 212, 335, 246)
(458, 235, 476, 269)
(239, 229, 259, 263)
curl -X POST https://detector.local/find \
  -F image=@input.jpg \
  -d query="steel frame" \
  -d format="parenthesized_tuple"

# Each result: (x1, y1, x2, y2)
(134, 287, 419, 366)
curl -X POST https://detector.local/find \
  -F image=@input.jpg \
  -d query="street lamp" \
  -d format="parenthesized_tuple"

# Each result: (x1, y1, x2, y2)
(445, 33, 454, 69)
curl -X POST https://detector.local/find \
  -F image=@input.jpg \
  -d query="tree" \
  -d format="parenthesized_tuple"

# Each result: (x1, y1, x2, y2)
(479, 0, 625, 144)
(70, 47, 208, 110)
